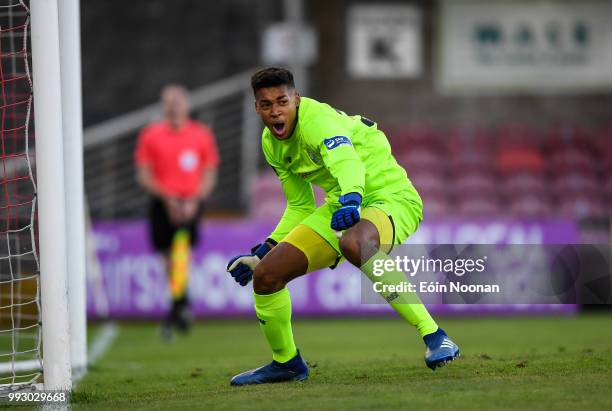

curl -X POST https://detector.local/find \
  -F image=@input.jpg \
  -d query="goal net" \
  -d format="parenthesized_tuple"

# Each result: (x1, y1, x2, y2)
(0, 0, 41, 394)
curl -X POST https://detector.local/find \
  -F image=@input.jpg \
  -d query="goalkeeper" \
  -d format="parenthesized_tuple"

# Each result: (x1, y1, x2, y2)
(227, 67, 459, 386)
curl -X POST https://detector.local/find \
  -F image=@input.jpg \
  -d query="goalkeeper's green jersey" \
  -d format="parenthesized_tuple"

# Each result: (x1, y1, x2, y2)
(262, 97, 421, 243)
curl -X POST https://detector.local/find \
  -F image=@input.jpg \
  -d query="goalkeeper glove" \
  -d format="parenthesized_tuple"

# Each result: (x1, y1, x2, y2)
(226, 242, 272, 286)
(331, 192, 362, 231)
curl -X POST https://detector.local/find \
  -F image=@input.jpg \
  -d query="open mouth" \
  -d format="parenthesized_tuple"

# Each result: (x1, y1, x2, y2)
(272, 122, 286, 136)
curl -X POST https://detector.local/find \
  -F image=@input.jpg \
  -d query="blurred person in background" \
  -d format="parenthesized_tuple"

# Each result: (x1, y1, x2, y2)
(226, 67, 459, 385)
(135, 84, 219, 340)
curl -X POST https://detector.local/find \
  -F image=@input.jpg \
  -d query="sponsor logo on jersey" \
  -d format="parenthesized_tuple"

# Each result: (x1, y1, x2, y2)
(323, 136, 352, 150)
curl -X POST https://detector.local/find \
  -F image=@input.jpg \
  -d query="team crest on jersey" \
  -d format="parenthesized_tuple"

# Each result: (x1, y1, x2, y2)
(306, 148, 322, 164)
(298, 171, 314, 179)
(178, 149, 199, 171)
(324, 136, 352, 150)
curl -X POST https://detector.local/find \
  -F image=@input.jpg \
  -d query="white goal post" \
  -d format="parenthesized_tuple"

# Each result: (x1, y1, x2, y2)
(31, 0, 88, 390)
(30, 0, 72, 391)
(0, 0, 87, 394)
(58, 0, 88, 377)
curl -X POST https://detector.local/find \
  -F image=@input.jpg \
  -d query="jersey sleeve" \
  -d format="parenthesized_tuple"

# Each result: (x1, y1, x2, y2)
(307, 117, 365, 197)
(263, 139, 315, 243)
(134, 126, 154, 166)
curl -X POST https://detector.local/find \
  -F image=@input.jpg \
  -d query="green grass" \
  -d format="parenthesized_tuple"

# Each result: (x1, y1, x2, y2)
(71, 315, 612, 411)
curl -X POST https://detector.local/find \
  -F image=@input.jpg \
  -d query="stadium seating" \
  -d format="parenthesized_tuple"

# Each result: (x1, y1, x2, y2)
(420, 194, 451, 217)
(456, 196, 503, 216)
(507, 196, 553, 217)
(250, 171, 284, 220)
(396, 147, 445, 174)
(547, 148, 596, 178)
(502, 173, 548, 197)
(559, 194, 606, 218)
(252, 123, 611, 219)
(604, 177, 612, 197)
(552, 174, 600, 198)
(409, 171, 447, 199)
(451, 172, 497, 198)
(543, 125, 595, 156)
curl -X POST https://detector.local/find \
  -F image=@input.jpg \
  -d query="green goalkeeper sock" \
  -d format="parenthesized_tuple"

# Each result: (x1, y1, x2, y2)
(361, 250, 438, 337)
(253, 288, 298, 363)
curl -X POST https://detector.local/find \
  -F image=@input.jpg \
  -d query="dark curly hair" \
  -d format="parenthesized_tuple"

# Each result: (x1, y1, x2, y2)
(251, 67, 295, 94)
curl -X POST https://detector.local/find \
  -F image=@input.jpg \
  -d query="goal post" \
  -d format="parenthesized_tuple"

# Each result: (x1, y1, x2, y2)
(58, 0, 87, 376)
(0, 0, 89, 394)
(30, 0, 72, 391)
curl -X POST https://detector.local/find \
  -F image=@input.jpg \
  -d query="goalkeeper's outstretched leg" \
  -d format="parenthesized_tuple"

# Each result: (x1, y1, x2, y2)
(338, 211, 460, 370)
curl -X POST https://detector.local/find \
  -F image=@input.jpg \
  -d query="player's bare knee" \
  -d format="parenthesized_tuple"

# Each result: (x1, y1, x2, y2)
(253, 263, 284, 294)
(252, 264, 274, 291)
(339, 232, 363, 266)
(340, 230, 380, 266)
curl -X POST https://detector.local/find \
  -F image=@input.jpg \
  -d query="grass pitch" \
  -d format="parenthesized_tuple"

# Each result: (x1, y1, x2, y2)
(71, 314, 612, 411)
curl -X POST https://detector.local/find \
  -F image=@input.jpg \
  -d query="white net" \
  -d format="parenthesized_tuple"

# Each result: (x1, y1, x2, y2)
(0, 0, 42, 394)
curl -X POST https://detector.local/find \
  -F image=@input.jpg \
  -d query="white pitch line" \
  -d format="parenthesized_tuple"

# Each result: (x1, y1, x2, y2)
(87, 322, 118, 364)
(73, 322, 119, 386)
